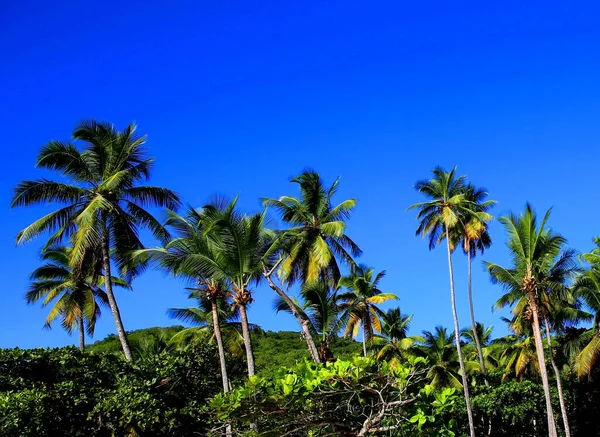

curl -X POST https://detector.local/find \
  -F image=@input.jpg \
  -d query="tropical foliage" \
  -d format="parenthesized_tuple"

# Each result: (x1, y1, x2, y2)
(11, 120, 600, 436)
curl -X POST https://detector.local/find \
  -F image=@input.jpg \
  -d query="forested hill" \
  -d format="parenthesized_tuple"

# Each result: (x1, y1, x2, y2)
(89, 327, 362, 375)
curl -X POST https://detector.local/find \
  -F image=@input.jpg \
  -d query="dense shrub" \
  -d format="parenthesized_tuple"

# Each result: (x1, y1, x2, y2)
(0, 345, 243, 437)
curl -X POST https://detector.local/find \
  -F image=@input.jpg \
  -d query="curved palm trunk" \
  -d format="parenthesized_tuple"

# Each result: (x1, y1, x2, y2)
(467, 247, 487, 380)
(78, 315, 85, 352)
(101, 217, 133, 361)
(238, 302, 255, 377)
(544, 318, 571, 437)
(264, 266, 322, 364)
(445, 228, 476, 437)
(528, 292, 557, 437)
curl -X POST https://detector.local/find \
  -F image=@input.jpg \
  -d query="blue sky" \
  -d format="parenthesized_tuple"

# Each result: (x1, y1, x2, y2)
(2, 1, 600, 349)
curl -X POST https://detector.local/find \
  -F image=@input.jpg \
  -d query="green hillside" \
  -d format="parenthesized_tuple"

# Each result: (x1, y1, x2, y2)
(89, 326, 362, 375)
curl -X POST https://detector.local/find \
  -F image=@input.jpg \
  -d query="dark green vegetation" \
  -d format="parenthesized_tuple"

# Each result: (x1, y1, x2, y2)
(0, 345, 245, 437)
(7, 120, 600, 436)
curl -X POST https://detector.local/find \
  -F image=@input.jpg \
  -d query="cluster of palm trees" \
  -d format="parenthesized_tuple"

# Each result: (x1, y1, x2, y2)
(409, 169, 600, 437)
(12, 120, 600, 437)
(10, 120, 395, 386)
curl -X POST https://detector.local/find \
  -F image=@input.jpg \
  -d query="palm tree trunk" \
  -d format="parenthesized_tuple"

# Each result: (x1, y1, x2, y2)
(263, 265, 322, 363)
(467, 246, 487, 381)
(362, 320, 368, 357)
(101, 216, 133, 361)
(544, 318, 571, 437)
(78, 315, 85, 352)
(212, 299, 232, 437)
(528, 291, 558, 437)
(238, 302, 255, 377)
(212, 300, 230, 393)
(445, 228, 476, 437)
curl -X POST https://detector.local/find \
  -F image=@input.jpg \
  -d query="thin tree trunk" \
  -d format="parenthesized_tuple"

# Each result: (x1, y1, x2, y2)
(212, 299, 232, 437)
(362, 320, 368, 357)
(212, 300, 230, 393)
(528, 291, 557, 437)
(101, 216, 133, 361)
(238, 303, 255, 377)
(78, 315, 85, 352)
(467, 246, 487, 381)
(445, 228, 476, 437)
(544, 318, 571, 437)
(263, 263, 322, 363)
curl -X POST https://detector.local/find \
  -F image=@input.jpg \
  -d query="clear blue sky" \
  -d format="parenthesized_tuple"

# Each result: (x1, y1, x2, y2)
(2, 1, 600, 349)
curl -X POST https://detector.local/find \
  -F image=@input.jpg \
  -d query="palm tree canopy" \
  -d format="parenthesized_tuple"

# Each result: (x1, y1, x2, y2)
(572, 238, 600, 376)
(487, 204, 580, 317)
(273, 282, 344, 340)
(374, 307, 423, 362)
(421, 326, 478, 389)
(338, 264, 398, 340)
(262, 170, 361, 285)
(408, 166, 482, 250)
(380, 307, 412, 341)
(453, 183, 496, 256)
(27, 244, 128, 335)
(11, 120, 180, 276)
(461, 322, 493, 346)
(135, 198, 270, 290)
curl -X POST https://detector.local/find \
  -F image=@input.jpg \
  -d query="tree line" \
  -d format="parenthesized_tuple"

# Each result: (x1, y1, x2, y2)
(10, 120, 600, 436)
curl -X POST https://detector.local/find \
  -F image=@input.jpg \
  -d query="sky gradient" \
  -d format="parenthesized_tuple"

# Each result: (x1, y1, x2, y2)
(2, 0, 600, 348)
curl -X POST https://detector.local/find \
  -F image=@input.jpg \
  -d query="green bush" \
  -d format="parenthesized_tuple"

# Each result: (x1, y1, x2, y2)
(0, 345, 242, 437)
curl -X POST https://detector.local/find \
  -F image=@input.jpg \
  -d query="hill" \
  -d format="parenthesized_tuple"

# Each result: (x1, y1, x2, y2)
(89, 326, 363, 375)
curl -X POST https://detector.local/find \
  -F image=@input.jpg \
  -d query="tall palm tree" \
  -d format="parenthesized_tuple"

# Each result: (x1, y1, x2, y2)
(133, 208, 233, 394)
(27, 245, 123, 351)
(11, 120, 180, 361)
(408, 166, 478, 437)
(497, 286, 583, 437)
(375, 308, 423, 362)
(137, 199, 269, 378)
(486, 204, 578, 437)
(198, 199, 270, 378)
(262, 170, 362, 363)
(456, 184, 496, 377)
(274, 282, 344, 362)
(338, 265, 398, 357)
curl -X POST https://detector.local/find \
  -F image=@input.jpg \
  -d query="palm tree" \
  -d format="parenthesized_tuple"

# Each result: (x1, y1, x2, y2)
(421, 327, 478, 390)
(198, 198, 270, 378)
(496, 333, 540, 381)
(133, 208, 234, 394)
(137, 199, 269, 378)
(375, 308, 423, 362)
(262, 170, 362, 363)
(172, 283, 235, 394)
(11, 121, 180, 361)
(573, 238, 600, 377)
(169, 289, 262, 359)
(455, 184, 496, 377)
(263, 170, 361, 285)
(408, 166, 478, 437)
(461, 323, 498, 374)
(486, 204, 579, 437)
(274, 282, 344, 362)
(27, 245, 123, 351)
(338, 265, 398, 357)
